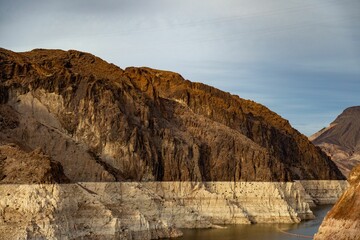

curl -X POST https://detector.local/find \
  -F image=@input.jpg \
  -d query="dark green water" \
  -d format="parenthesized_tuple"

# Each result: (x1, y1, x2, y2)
(176, 205, 332, 240)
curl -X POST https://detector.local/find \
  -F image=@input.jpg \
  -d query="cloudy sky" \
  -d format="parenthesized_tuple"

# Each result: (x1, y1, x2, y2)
(1, 0, 359, 136)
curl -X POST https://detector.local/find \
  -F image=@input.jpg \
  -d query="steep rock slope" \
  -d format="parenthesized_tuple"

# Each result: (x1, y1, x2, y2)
(310, 106, 360, 177)
(315, 164, 360, 240)
(0, 48, 344, 182)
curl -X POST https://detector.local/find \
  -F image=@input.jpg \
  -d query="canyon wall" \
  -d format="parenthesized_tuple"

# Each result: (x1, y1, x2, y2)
(0, 48, 348, 239)
(0, 48, 344, 182)
(315, 165, 360, 240)
(0, 180, 348, 240)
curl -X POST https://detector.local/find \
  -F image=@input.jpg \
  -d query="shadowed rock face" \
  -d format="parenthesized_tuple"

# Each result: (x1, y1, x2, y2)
(0, 104, 69, 184)
(0, 144, 69, 184)
(314, 164, 360, 240)
(0, 48, 344, 182)
(310, 106, 360, 177)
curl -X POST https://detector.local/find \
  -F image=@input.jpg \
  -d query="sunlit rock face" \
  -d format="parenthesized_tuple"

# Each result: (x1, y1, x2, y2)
(315, 164, 360, 240)
(0, 48, 347, 239)
(0, 181, 348, 240)
(310, 106, 360, 177)
(0, 48, 344, 182)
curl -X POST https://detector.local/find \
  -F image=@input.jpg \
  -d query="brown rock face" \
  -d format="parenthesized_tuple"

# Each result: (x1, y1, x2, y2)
(0, 48, 344, 182)
(0, 144, 69, 184)
(0, 103, 68, 184)
(314, 164, 360, 240)
(310, 106, 360, 177)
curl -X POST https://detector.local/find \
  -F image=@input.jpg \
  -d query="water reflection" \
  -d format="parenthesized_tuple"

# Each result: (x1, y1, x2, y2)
(176, 205, 331, 240)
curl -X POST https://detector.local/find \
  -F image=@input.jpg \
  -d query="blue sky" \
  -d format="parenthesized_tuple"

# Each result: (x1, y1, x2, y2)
(1, 0, 359, 136)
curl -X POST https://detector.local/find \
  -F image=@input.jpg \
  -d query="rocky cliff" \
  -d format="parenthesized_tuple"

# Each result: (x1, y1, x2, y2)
(0, 48, 348, 240)
(310, 106, 360, 177)
(0, 181, 348, 240)
(0, 48, 344, 182)
(314, 164, 360, 240)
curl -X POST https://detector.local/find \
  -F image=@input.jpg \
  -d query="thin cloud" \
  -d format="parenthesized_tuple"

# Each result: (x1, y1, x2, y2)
(0, 0, 359, 136)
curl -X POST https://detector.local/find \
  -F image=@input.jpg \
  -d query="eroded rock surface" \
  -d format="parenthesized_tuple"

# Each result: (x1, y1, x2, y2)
(0, 181, 348, 240)
(0, 144, 69, 184)
(315, 165, 360, 240)
(0, 48, 344, 182)
(0, 47, 349, 240)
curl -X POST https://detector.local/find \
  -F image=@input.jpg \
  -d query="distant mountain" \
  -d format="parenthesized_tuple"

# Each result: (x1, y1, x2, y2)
(0, 48, 344, 182)
(310, 106, 360, 177)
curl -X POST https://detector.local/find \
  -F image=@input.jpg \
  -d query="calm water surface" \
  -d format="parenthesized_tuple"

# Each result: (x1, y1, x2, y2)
(176, 205, 331, 240)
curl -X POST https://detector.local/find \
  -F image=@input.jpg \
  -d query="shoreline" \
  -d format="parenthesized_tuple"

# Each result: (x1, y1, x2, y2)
(0, 181, 347, 240)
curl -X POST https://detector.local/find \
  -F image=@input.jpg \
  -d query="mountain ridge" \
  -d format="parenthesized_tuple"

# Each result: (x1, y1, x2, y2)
(0, 47, 344, 182)
(310, 106, 360, 177)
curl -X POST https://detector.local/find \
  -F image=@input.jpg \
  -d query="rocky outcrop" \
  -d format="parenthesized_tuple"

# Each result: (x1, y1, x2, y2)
(299, 180, 349, 205)
(0, 48, 344, 182)
(0, 144, 69, 184)
(314, 164, 360, 240)
(0, 180, 348, 240)
(310, 106, 360, 177)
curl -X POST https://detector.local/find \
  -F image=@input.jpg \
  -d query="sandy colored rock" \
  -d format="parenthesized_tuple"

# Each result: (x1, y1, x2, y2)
(0, 144, 68, 184)
(315, 164, 360, 240)
(299, 180, 349, 205)
(0, 180, 348, 240)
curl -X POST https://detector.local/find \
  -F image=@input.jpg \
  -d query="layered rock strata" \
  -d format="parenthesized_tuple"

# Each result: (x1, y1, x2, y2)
(315, 165, 360, 240)
(299, 180, 349, 205)
(310, 106, 360, 177)
(0, 180, 348, 240)
(0, 48, 344, 182)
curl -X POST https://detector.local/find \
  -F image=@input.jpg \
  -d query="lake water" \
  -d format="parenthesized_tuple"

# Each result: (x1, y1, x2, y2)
(176, 205, 332, 240)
